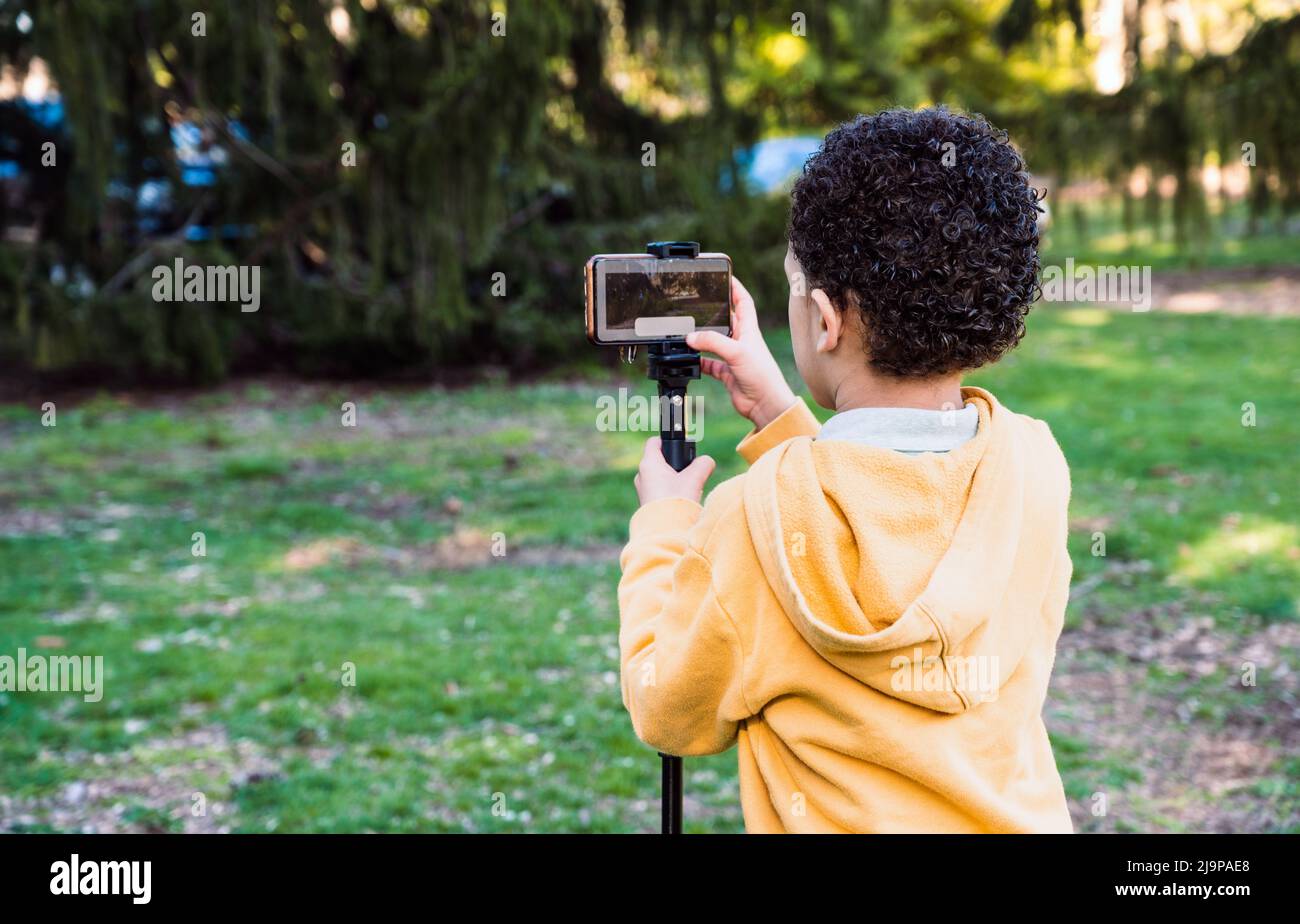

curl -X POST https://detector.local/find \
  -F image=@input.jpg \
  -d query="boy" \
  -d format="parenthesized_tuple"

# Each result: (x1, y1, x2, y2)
(618, 107, 1073, 833)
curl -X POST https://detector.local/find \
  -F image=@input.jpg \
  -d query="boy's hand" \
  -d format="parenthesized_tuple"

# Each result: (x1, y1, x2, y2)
(635, 438, 716, 506)
(687, 276, 797, 432)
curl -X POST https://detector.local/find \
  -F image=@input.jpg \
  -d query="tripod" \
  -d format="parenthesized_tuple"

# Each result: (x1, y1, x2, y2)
(644, 339, 701, 835)
(608, 241, 706, 834)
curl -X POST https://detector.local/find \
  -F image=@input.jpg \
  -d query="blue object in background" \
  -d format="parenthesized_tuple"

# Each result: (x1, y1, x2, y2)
(739, 135, 821, 193)
(22, 98, 63, 129)
(0, 98, 67, 179)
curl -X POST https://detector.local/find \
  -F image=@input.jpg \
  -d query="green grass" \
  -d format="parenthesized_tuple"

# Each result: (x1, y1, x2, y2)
(1041, 195, 1299, 271)
(0, 305, 1297, 832)
(974, 308, 1299, 621)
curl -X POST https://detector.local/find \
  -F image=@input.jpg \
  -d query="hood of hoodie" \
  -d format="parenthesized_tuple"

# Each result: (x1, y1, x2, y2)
(742, 387, 1070, 714)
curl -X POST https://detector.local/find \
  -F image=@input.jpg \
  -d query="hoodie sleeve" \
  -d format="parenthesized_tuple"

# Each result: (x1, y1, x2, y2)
(736, 398, 821, 465)
(617, 495, 750, 757)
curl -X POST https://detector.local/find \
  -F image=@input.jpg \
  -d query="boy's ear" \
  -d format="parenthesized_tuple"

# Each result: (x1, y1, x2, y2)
(810, 288, 842, 354)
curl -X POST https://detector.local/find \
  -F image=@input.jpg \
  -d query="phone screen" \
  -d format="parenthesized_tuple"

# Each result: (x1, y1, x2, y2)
(593, 256, 731, 343)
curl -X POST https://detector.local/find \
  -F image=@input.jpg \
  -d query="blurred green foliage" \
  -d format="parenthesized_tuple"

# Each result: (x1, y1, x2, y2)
(0, 0, 1297, 383)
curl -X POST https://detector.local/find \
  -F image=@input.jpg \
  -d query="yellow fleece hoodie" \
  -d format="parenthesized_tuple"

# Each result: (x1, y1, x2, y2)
(618, 386, 1074, 833)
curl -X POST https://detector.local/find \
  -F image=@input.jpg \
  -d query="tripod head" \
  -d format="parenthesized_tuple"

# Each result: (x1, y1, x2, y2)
(646, 340, 701, 473)
(626, 243, 703, 473)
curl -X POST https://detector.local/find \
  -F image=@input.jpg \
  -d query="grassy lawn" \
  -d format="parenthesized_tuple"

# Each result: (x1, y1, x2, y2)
(1, 304, 1297, 833)
(1041, 196, 1300, 271)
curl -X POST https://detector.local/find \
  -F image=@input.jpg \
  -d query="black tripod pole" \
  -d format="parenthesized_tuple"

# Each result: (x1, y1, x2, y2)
(646, 340, 700, 835)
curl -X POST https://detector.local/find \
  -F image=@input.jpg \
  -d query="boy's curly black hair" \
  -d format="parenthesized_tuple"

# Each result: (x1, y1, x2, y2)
(787, 106, 1043, 378)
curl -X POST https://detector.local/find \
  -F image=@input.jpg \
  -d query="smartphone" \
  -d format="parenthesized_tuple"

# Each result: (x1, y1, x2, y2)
(585, 252, 732, 345)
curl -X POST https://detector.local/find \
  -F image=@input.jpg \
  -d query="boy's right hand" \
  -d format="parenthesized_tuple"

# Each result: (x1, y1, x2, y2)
(687, 276, 798, 432)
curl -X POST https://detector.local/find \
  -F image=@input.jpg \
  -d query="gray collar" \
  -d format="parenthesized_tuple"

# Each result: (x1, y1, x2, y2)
(816, 403, 978, 454)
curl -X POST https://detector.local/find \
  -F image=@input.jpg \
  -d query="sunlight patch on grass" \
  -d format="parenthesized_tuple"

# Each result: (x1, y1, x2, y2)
(1059, 308, 1113, 328)
(610, 435, 653, 469)
(1085, 230, 1135, 252)
(1174, 518, 1299, 584)
(1056, 348, 1132, 372)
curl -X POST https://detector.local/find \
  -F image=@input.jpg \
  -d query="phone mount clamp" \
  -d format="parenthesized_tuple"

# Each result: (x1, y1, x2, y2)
(639, 241, 703, 473)
(645, 346, 700, 475)
(641, 241, 703, 835)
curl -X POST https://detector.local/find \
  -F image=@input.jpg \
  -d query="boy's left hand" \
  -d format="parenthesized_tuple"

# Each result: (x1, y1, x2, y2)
(635, 437, 716, 506)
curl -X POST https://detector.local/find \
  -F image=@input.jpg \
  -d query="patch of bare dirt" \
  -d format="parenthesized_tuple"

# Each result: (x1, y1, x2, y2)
(0, 725, 284, 834)
(1152, 266, 1300, 316)
(0, 500, 162, 539)
(0, 509, 66, 538)
(416, 529, 622, 570)
(279, 529, 622, 574)
(1049, 599, 1300, 833)
(283, 537, 371, 571)
(1057, 265, 1300, 316)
